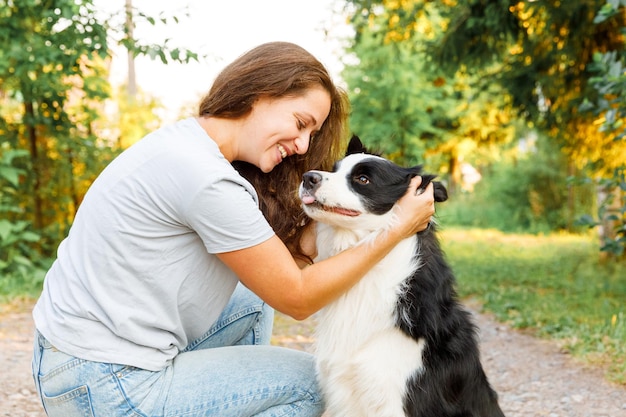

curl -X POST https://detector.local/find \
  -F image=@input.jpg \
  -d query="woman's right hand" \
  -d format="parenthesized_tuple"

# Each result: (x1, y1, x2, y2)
(392, 176, 436, 239)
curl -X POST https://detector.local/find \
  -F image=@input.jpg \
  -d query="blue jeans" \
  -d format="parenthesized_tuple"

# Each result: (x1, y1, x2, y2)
(31, 284, 324, 417)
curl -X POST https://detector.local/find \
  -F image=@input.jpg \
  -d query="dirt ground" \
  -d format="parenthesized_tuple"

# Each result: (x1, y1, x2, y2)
(2, 298, 625, 417)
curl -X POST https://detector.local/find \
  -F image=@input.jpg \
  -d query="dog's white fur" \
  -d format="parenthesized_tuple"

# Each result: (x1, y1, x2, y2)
(302, 153, 426, 417)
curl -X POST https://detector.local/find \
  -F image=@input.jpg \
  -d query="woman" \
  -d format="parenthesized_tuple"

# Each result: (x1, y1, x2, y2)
(32, 42, 435, 417)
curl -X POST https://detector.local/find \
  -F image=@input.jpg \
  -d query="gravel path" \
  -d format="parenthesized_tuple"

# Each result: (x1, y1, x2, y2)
(2, 299, 625, 417)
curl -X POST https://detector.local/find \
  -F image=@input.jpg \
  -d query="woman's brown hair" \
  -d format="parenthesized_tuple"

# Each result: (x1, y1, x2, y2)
(198, 42, 350, 263)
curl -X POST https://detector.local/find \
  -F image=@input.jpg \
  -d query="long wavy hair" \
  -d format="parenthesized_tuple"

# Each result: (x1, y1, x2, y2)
(198, 42, 350, 263)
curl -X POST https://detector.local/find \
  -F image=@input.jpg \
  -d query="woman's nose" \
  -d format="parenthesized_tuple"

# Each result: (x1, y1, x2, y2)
(294, 135, 310, 155)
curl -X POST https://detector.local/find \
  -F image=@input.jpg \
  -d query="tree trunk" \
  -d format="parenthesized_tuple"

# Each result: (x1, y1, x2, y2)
(448, 152, 460, 195)
(24, 100, 42, 230)
(566, 162, 575, 231)
(596, 183, 624, 259)
(125, 0, 136, 98)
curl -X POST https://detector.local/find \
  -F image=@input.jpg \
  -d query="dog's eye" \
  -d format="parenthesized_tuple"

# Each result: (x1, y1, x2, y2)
(354, 175, 370, 185)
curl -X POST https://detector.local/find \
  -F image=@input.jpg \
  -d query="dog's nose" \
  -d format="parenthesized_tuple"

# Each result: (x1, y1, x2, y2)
(302, 171, 323, 191)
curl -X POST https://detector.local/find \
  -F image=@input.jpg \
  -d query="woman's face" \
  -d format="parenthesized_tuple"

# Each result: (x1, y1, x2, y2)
(239, 86, 331, 173)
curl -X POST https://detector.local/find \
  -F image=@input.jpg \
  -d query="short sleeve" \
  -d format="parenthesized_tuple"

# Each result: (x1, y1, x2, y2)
(184, 175, 275, 253)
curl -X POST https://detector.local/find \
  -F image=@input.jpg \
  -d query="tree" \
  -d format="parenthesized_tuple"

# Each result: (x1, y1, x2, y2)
(341, 0, 625, 249)
(438, 0, 626, 256)
(0, 0, 112, 240)
(342, 0, 515, 193)
(0, 0, 199, 289)
(344, 28, 451, 164)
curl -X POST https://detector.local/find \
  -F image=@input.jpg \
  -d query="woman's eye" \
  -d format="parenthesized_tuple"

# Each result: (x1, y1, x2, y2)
(297, 119, 306, 130)
(354, 175, 369, 184)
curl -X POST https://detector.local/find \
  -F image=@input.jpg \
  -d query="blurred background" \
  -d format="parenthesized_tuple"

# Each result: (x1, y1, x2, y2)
(0, 0, 624, 384)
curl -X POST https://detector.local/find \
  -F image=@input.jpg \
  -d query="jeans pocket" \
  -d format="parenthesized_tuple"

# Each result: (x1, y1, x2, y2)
(42, 385, 95, 417)
(111, 364, 169, 416)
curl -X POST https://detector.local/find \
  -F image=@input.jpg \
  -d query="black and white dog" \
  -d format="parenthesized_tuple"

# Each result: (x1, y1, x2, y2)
(299, 136, 504, 417)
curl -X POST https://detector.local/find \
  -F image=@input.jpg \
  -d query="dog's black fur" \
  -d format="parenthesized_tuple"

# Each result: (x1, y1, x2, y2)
(398, 218, 505, 415)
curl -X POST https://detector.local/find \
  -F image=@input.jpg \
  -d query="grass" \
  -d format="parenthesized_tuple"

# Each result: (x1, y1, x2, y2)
(440, 228, 626, 385)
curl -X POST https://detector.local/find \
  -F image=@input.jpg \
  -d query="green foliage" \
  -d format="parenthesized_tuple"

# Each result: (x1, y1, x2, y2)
(0, 0, 113, 250)
(435, 0, 520, 69)
(442, 228, 626, 384)
(343, 0, 626, 259)
(584, 51, 626, 140)
(437, 0, 613, 120)
(343, 32, 450, 165)
(439, 135, 595, 233)
(343, 0, 515, 192)
(576, 167, 626, 257)
(112, 6, 199, 65)
(0, 218, 49, 298)
(438, 0, 626, 173)
(342, 1, 448, 165)
(112, 85, 163, 149)
(594, 0, 626, 24)
(0, 147, 49, 298)
(0, 1, 197, 267)
(577, 3, 626, 258)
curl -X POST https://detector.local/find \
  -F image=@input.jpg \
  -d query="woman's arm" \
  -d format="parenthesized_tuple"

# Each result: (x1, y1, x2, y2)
(217, 177, 435, 320)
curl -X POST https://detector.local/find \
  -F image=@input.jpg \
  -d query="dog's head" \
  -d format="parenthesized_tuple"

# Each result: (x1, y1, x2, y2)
(299, 135, 447, 230)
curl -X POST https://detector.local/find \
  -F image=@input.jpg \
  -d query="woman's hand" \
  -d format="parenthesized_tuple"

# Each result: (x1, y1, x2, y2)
(393, 176, 435, 239)
(295, 222, 318, 268)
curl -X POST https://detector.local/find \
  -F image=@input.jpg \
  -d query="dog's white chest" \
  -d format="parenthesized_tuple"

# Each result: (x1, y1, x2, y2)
(313, 226, 426, 417)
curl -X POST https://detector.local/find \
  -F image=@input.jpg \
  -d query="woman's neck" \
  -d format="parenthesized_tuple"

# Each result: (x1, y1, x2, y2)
(196, 116, 238, 162)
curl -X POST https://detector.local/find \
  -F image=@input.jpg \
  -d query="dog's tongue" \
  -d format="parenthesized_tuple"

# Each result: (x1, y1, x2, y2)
(301, 194, 316, 205)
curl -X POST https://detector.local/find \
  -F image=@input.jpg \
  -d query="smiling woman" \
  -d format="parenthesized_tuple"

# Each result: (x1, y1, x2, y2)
(199, 41, 349, 263)
(31, 40, 435, 417)
(29, 40, 347, 417)
(0, 1, 436, 416)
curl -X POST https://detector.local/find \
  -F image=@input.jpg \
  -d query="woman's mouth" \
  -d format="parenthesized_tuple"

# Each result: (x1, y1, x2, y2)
(278, 144, 287, 159)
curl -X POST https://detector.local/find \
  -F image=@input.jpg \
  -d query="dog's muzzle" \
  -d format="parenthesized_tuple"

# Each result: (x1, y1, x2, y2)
(300, 171, 323, 206)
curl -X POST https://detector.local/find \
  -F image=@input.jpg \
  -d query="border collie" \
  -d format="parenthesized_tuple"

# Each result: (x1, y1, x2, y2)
(299, 136, 505, 417)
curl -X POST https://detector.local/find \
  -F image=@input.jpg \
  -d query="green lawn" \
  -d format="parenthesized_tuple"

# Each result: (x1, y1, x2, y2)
(440, 228, 625, 385)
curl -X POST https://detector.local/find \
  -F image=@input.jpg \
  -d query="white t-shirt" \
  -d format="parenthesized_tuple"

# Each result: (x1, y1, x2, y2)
(33, 117, 275, 371)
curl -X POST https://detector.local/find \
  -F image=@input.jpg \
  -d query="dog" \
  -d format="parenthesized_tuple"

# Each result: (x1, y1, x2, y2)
(299, 135, 505, 417)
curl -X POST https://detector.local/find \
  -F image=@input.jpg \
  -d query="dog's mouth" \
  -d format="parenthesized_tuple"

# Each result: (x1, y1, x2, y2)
(301, 194, 361, 217)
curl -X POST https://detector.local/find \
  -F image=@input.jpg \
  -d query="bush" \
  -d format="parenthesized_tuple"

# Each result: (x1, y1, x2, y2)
(0, 149, 50, 301)
(439, 138, 595, 233)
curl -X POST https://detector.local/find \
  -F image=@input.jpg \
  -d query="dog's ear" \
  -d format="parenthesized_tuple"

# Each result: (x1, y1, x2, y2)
(407, 165, 424, 177)
(412, 172, 449, 203)
(347, 135, 384, 157)
(346, 135, 367, 156)
(432, 181, 448, 202)
(417, 174, 436, 192)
